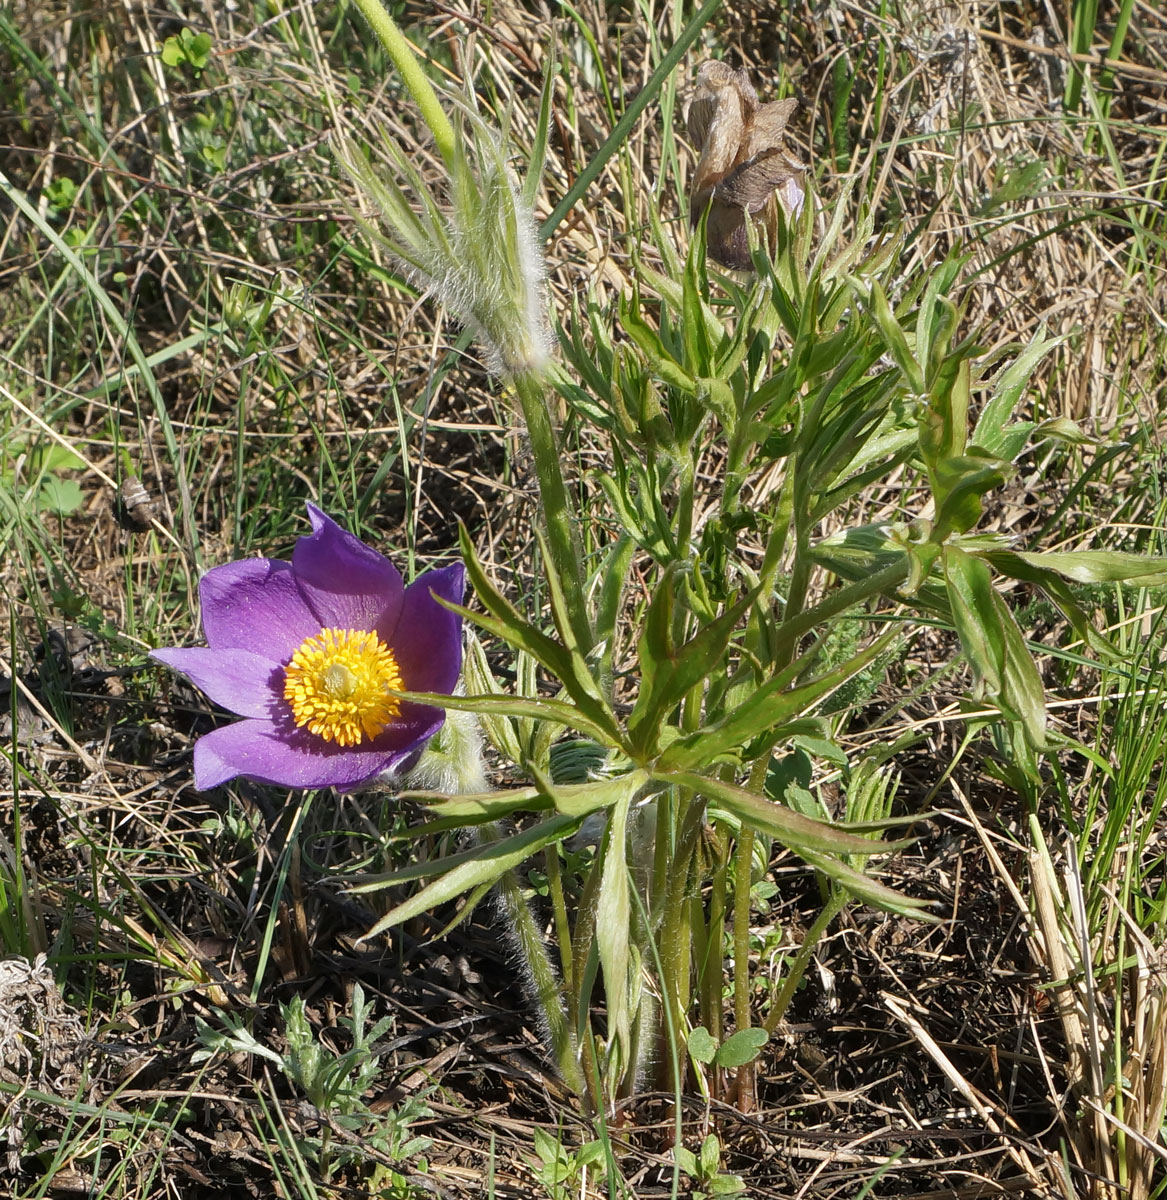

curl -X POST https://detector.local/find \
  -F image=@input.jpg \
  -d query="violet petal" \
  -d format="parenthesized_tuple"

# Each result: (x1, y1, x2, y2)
(778, 174, 805, 216)
(292, 503, 404, 632)
(150, 647, 283, 719)
(199, 558, 319, 661)
(380, 563, 465, 696)
(365, 704, 446, 760)
(191, 710, 443, 791)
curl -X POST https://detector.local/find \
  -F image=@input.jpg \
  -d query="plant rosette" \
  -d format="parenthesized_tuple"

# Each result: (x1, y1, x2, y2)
(153, 503, 463, 791)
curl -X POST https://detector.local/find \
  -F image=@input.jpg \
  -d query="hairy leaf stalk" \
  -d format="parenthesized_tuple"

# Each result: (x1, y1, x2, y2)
(347, 0, 456, 165)
(511, 370, 593, 651)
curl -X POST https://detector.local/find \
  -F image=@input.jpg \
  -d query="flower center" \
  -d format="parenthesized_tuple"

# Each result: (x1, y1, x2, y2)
(283, 628, 403, 747)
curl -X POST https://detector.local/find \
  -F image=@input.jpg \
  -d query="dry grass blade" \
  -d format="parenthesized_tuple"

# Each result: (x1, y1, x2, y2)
(882, 992, 1061, 1196)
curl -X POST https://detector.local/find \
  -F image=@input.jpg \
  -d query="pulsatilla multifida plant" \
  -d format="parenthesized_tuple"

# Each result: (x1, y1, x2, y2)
(332, 1, 1167, 1119)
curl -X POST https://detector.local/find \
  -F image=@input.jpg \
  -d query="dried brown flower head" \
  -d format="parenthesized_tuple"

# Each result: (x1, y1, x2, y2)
(686, 61, 806, 270)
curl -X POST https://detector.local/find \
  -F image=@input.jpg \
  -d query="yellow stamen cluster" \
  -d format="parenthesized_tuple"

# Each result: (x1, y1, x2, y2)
(283, 627, 403, 747)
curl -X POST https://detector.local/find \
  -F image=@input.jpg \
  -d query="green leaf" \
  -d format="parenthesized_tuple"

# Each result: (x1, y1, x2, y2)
(976, 548, 1116, 657)
(37, 477, 84, 515)
(688, 1025, 717, 1065)
(395, 687, 615, 747)
(406, 784, 544, 822)
(674, 1146, 699, 1177)
(355, 814, 581, 940)
(924, 301, 968, 393)
(642, 264, 729, 356)
(983, 422, 1035, 464)
(706, 1176, 747, 1196)
(532, 1127, 561, 1167)
(41, 445, 85, 472)
(161, 36, 184, 67)
(931, 455, 1011, 539)
(993, 589, 1048, 748)
(919, 355, 969, 468)
(972, 329, 1065, 455)
(628, 583, 757, 757)
(534, 525, 588, 657)
(714, 1027, 768, 1069)
(620, 292, 696, 393)
(683, 230, 714, 378)
(187, 32, 212, 67)
(1034, 416, 1090, 445)
(454, 526, 620, 742)
(350, 811, 551, 884)
(792, 735, 848, 767)
(696, 376, 737, 429)
(522, 48, 556, 210)
(657, 630, 898, 772)
(431, 879, 494, 940)
(699, 1134, 721, 1179)
(460, 633, 524, 764)
(867, 279, 923, 393)
(594, 535, 635, 655)
(596, 787, 634, 1075)
(662, 775, 932, 916)
(943, 545, 1005, 693)
(915, 263, 952, 377)
(1008, 549, 1167, 587)
(798, 846, 938, 916)
(659, 771, 907, 857)
(530, 766, 648, 819)
(628, 566, 674, 734)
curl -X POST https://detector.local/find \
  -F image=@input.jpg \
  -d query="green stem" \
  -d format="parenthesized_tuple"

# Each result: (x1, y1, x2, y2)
(571, 849, 602, 1013)
(656, 790, 706, 1087)
(544, 844, 577, 1046)
(705, 839, 727, 1047)
(763, 888, 848, 1035)
(511, 369, 593, 651)
(759, 464, 796, 600)
(730, 752, 772, 1106)
(348, 0, 457, 166)
(651, 788, 672, 919)
(544, 845, 574, 998)
(732, 826, 755, 1034)
(727, 469, 798, 1046)
(778, 512, 813, 669)
(676, 457, 696, 560)
(771, 556, 912, 667)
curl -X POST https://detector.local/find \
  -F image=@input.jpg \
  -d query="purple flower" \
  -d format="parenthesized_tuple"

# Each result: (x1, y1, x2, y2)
(152, 504, 464, 792)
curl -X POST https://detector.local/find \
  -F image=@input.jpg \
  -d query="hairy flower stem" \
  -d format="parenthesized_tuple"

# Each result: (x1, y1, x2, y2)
(544, 845, 575, 1003)
(656, 791, 707, 1089)
(511, 369, 593, 651)
(494, 860, 585, 1097)
(347, 0, 456, 166)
